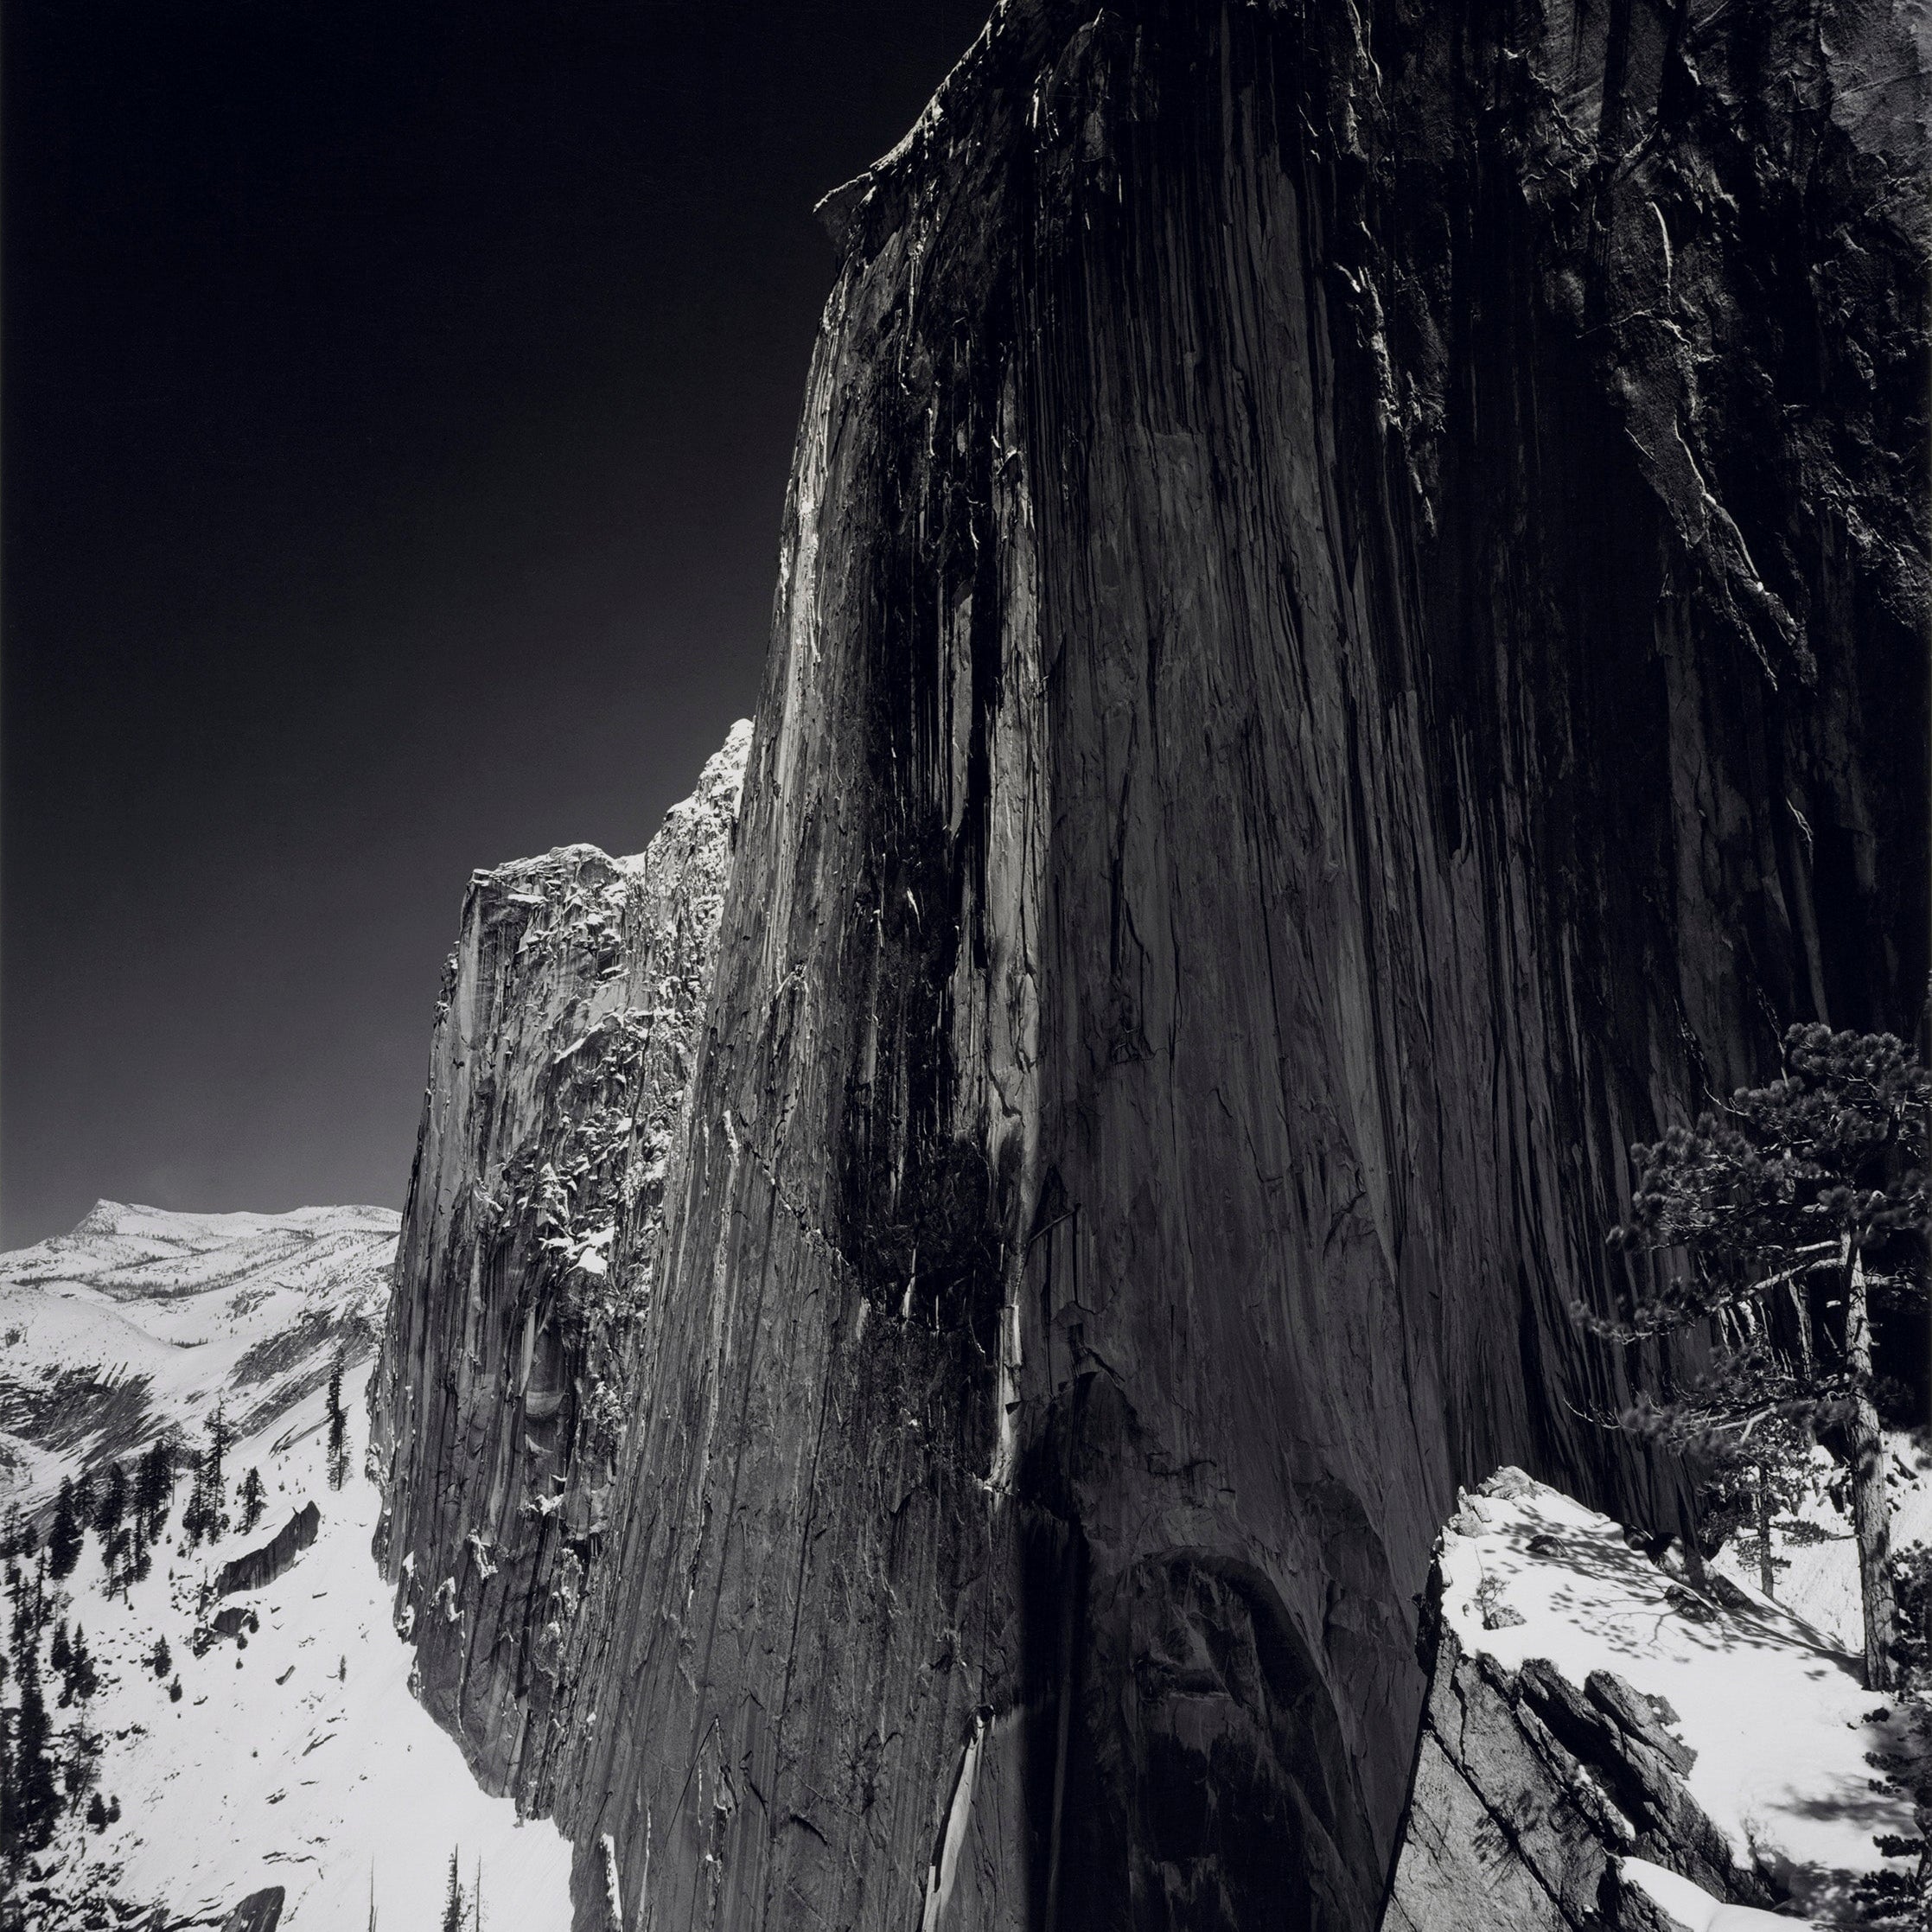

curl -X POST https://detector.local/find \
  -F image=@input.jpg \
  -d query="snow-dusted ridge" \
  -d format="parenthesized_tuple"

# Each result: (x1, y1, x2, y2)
(1, 1202, 399, 1516)
(1, 1202, 573, 1930)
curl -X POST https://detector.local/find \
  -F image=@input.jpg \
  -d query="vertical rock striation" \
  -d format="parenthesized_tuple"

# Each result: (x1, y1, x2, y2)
(381, 0, 1927, 1925)
(370, 722, 749, 1795)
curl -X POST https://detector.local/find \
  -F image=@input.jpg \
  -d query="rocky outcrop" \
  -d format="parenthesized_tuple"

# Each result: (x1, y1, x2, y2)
(380, 0, 1927, 1925)
(369, 724, 750, 1794)
(217, 1887, 285, 1932)
(1381, 1471, 1780, 1932)
(1381, 1621, 1757, 1932)
(215, 1502, 320, 1597)
(1379, 1464, 1917, 1927)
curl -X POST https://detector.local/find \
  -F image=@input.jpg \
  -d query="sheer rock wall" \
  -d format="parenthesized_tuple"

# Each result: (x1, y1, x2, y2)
(370, 724, 749, 1795)
(381, 0, 1925, 1923)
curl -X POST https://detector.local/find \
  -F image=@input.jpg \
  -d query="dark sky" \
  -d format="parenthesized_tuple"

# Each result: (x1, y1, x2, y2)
(1, 0, 992, 1248)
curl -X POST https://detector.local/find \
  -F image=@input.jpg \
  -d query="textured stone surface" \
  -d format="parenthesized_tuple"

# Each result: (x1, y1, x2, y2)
(1375, 1464, 1801, 1932)
(217, 1886, 286, 1932)
(369, 723, 750, 1795)
(382, 0, 1927, 1925)
(214, 1501, 321, 1597)
(1378, 1609, 1767, 1931)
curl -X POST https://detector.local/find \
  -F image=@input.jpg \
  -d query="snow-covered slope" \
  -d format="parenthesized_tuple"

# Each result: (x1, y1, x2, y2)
(1436, 1470, 1917, 1913)
(0, 1202, 399, 1513)
(1711, 1437, 1932, 1659)
(1381, 1463, 1926, 1929)
(0, 1204, 573, 1930)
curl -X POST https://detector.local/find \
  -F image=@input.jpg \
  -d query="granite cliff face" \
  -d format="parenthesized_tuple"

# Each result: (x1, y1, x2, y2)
(370, 724, 749, 1794)
(378, 0, 1927, 1925)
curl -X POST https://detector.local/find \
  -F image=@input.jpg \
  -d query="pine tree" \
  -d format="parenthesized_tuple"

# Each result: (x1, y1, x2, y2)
(1582, 1023, 1928, 1689)
(46, 1478, 82, 1581)
(92, 1462, 127, 1546)
(7, 1648, 60, 1851)
(184, 1406, 233, 1548)
(101, 1524, 128, 1593)
(327, 1356, 350, 1493)
(136, 1438, 173, 1538)
(67, 1623, 98, 1703)
(239, 1466, 267, 1533)
(49, 1620, 70, 1676)
(86, 1790, 108, 1832)
(151, 1634, 171, 1678)
(441, 1848, 467, 1932)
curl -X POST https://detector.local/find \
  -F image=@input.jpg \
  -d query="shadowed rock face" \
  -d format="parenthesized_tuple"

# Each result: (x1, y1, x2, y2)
(380, 0, 1925, 1925)
(215, 1502, 321, 1598)
(368, 724, 749, 1795)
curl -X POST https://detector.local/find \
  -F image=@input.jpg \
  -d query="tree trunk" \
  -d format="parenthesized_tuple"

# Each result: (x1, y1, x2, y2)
(1675, 1486, 1710, 1591)
(1843, 1235, 1897, 1690)
(1786, 1278, 1815, 1380)
(1756, 1461, 1776, 1598)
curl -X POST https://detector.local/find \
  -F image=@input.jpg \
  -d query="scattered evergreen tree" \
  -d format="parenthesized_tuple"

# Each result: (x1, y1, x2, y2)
(92, 1462, 126, 1546)
(8, 1554, 48, 1676)
(66, 1624, 98, 1705)
(130, 1518, 152, 1587)
(239, 1465, 267, 1533)
(46, 1478, 82, 1581)
(49, 1621, 70, 1677)
(327, 1356, 351, 1492)
(5, 1648, 60, 1851)
(136, 1438, 174, 1538)
(182, 1405, 234, 1549)
(62, 1719, 101, 1806)
(167, 1675, 182, 1703)
(180, 1453, 207, 1553)
(441, 1848, 467, 1932)
(150, 1634, 171, 1679)
(85, 1789, 108, 1832)
(1693, 1425, 1814, 1599)
(1581, 1024, 1928, 1689)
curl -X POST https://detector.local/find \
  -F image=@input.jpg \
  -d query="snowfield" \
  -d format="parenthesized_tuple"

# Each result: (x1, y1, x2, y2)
(0, 1202, 399, 1515)
(2, 1202, 574, 1931)
(1711, 1439, 1932, 1660)
(1439, 1460, 1928, 1921)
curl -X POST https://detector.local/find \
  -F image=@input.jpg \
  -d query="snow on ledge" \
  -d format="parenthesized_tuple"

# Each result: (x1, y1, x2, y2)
(1439, 1467, 1916, 1912)
(1621, 1856, 1818, 1929)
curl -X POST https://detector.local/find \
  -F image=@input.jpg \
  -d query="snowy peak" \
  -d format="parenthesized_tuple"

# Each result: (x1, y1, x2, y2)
(0, 1202, 400, 1514)
(1, 1201, 398, 1301)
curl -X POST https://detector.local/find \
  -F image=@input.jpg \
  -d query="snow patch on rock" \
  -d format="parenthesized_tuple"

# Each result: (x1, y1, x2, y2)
(1437, 1467, 1916, 1910)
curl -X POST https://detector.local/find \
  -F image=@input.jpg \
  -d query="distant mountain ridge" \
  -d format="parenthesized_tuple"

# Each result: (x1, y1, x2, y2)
(0, 1202, 576, 1927)
(0, 1199, 399, 1513)
(6, 1200, 398, 1299)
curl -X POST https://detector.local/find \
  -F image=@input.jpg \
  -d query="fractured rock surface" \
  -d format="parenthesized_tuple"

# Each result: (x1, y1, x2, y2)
(1380, 1463, 1918, 1926)
(214, 1501, 322, 1597)
(377, 0, 1927, 1925)
(370, 723, 750, 1795)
